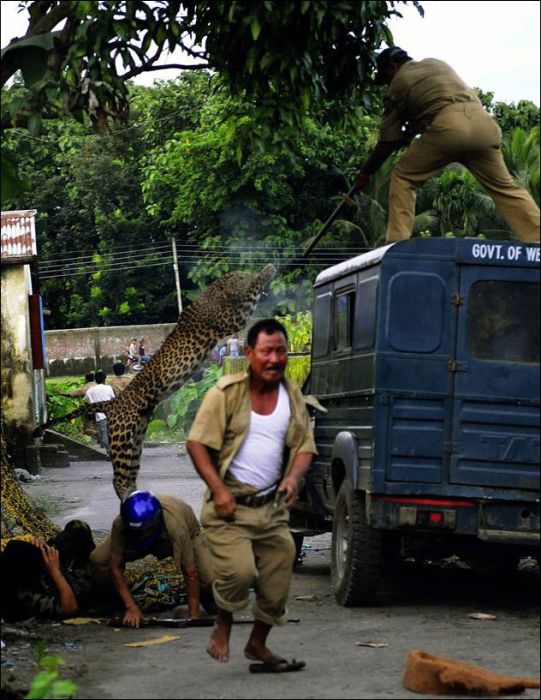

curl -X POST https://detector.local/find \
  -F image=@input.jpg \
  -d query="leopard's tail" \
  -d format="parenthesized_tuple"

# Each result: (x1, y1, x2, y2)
(32, 400, 115, 437)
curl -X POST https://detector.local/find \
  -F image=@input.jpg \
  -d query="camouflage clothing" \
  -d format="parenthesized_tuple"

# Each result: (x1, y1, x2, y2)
(3, 561, 94, 621)
(1, 523, 96, 622)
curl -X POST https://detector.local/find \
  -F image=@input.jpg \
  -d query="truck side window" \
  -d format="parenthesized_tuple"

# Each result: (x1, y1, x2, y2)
(335, 288, 355, 351)
(467, 281, 540, 363)
(312, 291, 332, 358)
(354, 276, 378, 350)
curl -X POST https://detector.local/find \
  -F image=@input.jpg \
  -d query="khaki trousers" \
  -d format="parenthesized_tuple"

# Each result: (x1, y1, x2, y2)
(386, 103, 540, 243)
(200, 496, 295, 627)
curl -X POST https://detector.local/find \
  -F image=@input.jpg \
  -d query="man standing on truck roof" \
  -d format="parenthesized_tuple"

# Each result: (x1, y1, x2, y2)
(354, 47, 540, 244)
(186, 318, 316, 673)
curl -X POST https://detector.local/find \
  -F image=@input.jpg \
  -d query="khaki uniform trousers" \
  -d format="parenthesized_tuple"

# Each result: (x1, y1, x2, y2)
(200, 496, 296, 627)
(386, 103, 540, 243)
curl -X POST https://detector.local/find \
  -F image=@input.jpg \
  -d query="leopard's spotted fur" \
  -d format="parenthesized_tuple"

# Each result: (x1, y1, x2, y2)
(35, 265, 275, 499)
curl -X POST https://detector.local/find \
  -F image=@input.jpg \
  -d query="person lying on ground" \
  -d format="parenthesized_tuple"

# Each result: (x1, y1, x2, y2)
(0, 520, 96, 622)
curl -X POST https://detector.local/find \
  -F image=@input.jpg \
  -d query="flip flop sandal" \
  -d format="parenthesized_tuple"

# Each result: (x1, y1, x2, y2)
(249, 656, 306, 674)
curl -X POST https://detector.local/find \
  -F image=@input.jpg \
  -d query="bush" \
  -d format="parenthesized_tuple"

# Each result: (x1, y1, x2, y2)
(149, 365, 223, 442)
(45, 378, 89, 442)
(275, 312, 312, 353)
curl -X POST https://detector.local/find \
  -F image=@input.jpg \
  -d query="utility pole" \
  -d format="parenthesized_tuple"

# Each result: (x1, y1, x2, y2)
(171, 238, 183, 314)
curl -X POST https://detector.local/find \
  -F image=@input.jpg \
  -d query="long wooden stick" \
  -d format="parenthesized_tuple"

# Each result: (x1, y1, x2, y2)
(302, 184, 357, 258)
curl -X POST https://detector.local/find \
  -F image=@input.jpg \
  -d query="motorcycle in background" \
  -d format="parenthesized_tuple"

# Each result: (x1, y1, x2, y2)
(126, 354, 153, 372)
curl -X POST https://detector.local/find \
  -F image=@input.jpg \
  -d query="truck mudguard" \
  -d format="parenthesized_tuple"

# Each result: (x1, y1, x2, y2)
(331, 431, 359, 490)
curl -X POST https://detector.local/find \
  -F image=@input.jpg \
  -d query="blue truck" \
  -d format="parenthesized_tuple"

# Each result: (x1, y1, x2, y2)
(293, 237, 540, 605)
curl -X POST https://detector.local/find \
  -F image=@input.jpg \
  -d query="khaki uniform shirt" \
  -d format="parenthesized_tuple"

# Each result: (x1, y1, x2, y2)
(108, 375, 132, 396)
(70, 380, 96, 397)
(187, 371, 317, 491)
(110, 494, 201, 571)
(379, 58, 481, 142)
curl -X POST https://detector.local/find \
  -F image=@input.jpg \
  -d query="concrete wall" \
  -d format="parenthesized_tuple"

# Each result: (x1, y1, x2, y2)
(1, 264, 46, 466)
(44, 323, 177, 376)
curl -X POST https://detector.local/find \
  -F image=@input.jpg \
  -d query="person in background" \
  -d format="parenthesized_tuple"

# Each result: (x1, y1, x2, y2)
(226, 333, 240, 358)
(84, 370, 115, 449)
(210, 344, 221, 364)
(218, 344, 227, 366)
(90, 491, 216, 627)
(108, 362, 132, 396)
(138, 338, 152, 364)
(59, 372, 96, 398)
(58, 372, 98, 439)
(128, 338, 139, 362)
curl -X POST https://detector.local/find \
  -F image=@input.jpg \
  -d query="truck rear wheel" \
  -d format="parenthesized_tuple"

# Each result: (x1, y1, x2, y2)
(331, 480, 383, 606)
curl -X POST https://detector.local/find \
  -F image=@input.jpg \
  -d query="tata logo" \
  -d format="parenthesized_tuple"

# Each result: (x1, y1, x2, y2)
(476, 435, 540, 463)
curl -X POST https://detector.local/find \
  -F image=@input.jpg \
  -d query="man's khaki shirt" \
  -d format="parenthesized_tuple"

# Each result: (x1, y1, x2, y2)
(108, 375, 133, 396)
(379, 58, 481, 142)
(109, 494, 200, 571)
(188, 371, 317, 484)
(70, 381, 96, 397)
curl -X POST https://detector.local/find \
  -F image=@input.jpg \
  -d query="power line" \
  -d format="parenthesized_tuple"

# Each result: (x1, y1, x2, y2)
(40, 241, 171, 263)
(40, 258, 176, 280)
(40, 240, 366, 263)
(39, 248, 173, 272)
(39, 255, 348, 280)
(38, 241, 367, 272)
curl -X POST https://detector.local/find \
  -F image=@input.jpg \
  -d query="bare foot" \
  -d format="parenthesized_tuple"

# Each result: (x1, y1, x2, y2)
(244, 620, 275, 662)
(206, 614, 232, 663)
(244, 642, 275, 663)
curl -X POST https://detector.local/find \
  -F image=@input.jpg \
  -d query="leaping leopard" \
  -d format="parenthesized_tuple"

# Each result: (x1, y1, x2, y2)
(34, 265, 276, 500)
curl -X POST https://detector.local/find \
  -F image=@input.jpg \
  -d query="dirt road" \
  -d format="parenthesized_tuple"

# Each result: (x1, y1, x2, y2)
(2, 446, 539, 699)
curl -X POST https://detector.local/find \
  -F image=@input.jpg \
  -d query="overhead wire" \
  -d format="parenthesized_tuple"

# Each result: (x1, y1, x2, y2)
(38, 241, 367, 270)
(40, 241, 172, 263)
(39, 254, 355, 280)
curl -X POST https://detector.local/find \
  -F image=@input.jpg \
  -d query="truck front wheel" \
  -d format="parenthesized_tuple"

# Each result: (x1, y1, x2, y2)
(331, 481, 383, 606)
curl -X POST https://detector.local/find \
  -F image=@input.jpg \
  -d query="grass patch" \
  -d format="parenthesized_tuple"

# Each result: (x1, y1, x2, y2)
(30, 495, 65, 518)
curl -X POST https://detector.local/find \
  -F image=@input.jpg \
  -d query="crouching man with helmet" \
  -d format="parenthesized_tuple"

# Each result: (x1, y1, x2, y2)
(90, 491, 215, 627)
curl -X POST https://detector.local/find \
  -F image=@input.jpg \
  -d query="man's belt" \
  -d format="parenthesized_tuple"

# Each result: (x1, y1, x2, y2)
(235, 489, 277, 508)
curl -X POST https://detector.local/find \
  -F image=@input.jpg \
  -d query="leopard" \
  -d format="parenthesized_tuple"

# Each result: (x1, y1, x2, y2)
(34, 265, 276, 500)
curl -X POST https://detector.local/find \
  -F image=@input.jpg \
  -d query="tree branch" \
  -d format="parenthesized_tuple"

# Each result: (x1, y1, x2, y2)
(27, 1, 73, 37)
(120, 62, 209, 80)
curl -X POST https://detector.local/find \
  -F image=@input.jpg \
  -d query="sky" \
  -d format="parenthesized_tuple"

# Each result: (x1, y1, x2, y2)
(1, 0, 539, 106)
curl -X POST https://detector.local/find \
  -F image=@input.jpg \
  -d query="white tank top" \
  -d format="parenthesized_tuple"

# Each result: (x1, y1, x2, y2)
(229, 383, 291, 494)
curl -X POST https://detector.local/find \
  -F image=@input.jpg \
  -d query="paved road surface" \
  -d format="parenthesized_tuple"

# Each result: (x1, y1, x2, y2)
(7, 446, 540, 699)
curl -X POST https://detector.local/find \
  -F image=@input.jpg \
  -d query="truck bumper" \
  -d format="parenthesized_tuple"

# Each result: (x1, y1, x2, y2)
(369, 495, 540, 545)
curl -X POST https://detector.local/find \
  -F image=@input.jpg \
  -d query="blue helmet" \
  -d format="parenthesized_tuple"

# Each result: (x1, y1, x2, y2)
(120, 491, 163, 548)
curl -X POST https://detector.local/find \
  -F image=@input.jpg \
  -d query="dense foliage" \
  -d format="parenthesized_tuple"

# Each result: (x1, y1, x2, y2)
(1, 0, 424, 199)
(4, 71, 539, 329)
(2, 3, 538, 329)
(44, 378, 90, 442)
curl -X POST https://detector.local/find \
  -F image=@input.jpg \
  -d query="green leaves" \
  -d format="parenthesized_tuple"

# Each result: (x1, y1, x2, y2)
(25, 655, 77, 700)
(250, 16, 262, 41)
(1, 150, 28, 206)
(150, 365, 223, 440)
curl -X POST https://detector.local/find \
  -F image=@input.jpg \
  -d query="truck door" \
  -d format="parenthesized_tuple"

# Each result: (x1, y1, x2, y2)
(450, 266, 540, 489)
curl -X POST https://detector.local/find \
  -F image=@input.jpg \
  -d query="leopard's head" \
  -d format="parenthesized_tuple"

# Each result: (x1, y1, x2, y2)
(192, 264, 276, 337)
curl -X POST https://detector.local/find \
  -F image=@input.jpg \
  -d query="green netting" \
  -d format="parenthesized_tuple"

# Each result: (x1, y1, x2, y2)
(1, 430, 59, 547)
